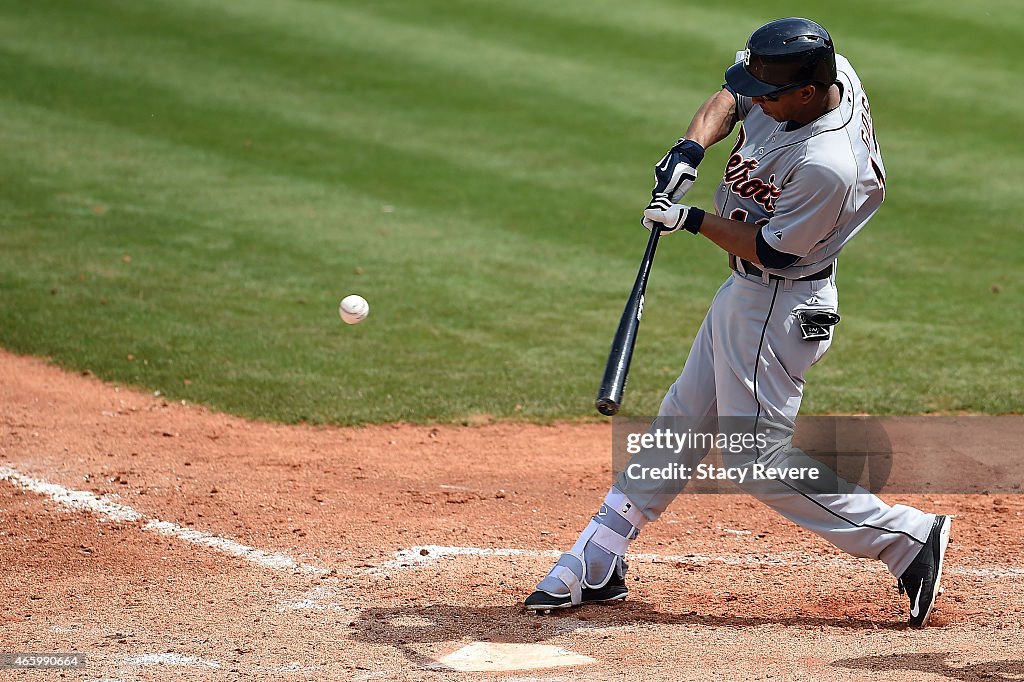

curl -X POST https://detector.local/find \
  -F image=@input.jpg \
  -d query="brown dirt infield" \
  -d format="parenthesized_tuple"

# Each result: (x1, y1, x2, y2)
(1, 349, 1022, 681)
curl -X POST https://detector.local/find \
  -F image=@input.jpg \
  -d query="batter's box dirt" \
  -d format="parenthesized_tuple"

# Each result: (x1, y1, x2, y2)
(2, 349, 1023, 680)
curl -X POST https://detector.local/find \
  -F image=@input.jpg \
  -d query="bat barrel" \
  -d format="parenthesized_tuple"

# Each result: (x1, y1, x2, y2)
(594, 227, 661, 416)
(595, 396, 620, 417)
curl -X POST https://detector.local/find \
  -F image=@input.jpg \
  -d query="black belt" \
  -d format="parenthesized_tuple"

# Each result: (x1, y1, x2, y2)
(730, 256, 833, 282)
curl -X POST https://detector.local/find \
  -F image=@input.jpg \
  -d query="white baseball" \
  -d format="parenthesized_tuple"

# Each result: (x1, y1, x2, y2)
(338, 294, 369, 325)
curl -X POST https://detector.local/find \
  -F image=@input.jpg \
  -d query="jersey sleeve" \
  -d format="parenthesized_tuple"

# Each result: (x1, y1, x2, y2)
(723, 84, 754, 121)
(761, 162, 852, 258)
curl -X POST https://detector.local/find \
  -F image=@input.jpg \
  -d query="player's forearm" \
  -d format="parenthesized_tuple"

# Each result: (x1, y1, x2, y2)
(697, 212, 761, 264)
(683, 89, 739, 149)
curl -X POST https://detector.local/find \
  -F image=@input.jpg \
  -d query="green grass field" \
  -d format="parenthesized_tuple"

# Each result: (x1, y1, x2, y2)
(0, 0, 1020, 422)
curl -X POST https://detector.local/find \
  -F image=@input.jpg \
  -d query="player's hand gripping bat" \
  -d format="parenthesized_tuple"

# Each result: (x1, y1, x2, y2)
(594, 225, 662, 416)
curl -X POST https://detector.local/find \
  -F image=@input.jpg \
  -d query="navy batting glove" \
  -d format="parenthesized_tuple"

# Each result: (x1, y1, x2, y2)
(652, 138, 705, 202)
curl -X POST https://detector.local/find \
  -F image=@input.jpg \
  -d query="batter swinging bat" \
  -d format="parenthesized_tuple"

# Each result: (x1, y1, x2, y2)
(595, 226, 662, 416)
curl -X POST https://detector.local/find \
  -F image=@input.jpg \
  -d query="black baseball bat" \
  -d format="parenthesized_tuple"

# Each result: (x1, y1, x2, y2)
(595, 226, 662, 416)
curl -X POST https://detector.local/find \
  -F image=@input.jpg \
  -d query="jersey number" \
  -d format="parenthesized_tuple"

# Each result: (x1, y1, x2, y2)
(860, 96, 885, 189)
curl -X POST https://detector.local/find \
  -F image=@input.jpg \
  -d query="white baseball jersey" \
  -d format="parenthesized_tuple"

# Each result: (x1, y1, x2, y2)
(714, 55, 886, 279)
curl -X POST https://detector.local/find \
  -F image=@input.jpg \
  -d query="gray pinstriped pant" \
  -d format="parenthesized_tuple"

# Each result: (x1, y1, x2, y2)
(615, 271, 934, 577)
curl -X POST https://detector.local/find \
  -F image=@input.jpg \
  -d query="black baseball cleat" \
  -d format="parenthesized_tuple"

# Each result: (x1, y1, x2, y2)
(898, 514, 952, 627)
(524, 575, 628, 613)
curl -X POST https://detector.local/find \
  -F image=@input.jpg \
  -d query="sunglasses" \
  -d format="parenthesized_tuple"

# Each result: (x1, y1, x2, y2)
(759, 81, 814, 102)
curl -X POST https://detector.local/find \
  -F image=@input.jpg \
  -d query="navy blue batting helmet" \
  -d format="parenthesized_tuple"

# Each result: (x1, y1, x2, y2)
(725, 18, 837, 97)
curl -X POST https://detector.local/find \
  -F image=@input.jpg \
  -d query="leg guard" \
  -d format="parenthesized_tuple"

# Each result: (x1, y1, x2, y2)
(533, 488, 647, 605)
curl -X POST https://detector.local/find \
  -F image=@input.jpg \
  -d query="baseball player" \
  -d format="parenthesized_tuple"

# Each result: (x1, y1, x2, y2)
(526, 18, 951, 627)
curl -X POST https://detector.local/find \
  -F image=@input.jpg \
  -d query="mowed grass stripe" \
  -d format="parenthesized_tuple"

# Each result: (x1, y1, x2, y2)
(157, 0, 1022, 131)
(0, 4, 645, 212)
(128, 0, 714, 121)
(0, 95, 655, 327)
(0, 95, 713, 421)
(10, 0, 1017, 196)
(814, 0, 1024, 54)
(3, 0, 1017, 243)
(0, 0, 731, 305)
(889, 0, 1024, 28)
(1, 1, 702, 246)
(330, 0, 754, 84)
(0, 1, 1019, 418)
(0, 45, 624, 259)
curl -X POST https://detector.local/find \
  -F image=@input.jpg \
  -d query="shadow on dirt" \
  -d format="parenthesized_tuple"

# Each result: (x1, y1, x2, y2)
(347, 601, 908, 669)
(833, 652, 1024, 681)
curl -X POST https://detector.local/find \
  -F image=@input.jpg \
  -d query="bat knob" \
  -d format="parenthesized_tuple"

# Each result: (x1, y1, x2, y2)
(595, 398, 620, 417)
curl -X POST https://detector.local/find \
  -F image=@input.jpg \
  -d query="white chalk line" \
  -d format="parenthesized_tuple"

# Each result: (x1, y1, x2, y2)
(9, 461, 1021, 674)
(127, 653, 220, 669)
(0, 465, 328, 575)
(378, 544, 1024, 579)
(125, 653, 336, 675)
(125, 653, 328, 674)
(4, 463, 1019, 600)
(379, 544, 870, 573)
(288, 542, 1024, 614)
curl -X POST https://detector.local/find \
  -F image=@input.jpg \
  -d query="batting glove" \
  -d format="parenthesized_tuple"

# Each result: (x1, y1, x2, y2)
(642, 194, 706, 235)
(652, 138, 705, 202)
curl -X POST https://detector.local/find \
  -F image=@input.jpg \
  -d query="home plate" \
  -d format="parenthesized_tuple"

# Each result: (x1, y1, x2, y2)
(437, 642, 596, 672)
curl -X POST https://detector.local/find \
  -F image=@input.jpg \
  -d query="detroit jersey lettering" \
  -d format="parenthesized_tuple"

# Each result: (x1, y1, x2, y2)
(714, 55, 886, 279)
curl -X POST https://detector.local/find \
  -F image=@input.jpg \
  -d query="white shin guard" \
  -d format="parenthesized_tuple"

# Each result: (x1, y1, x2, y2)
(535, 488, 647, 604)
